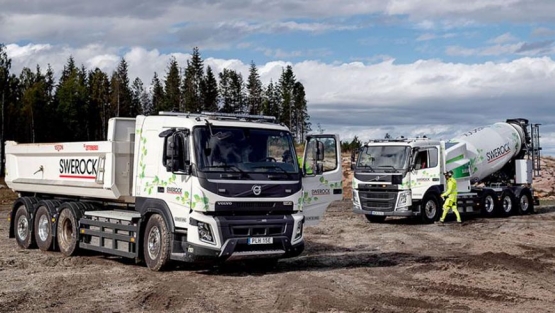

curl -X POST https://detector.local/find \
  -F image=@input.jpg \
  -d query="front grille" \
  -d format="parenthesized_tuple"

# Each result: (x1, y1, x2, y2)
(231, 225, 285, 237)
(359, 190, 398, 211)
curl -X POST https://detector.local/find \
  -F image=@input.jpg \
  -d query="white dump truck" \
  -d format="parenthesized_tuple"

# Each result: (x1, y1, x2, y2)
(5, 112, 342, 270)
(352, 118, 541, 223)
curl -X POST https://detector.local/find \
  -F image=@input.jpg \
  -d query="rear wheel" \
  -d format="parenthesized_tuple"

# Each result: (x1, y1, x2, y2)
(421, 194, 440, 223)
(14, 205, 35, 249)
(34, 200, 61, 251)
(364, 215, 386, 223)
(500, 190, 516, 216)
(480, 190, 498, 217)
(57, 207, 80, 256)
(518, 190, 534, 215)
(144, 214, 171, 271)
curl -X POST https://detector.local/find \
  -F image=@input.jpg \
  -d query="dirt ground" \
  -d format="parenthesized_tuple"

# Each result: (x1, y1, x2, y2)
(1, 198, 555, 313)
(2, 156, 555, 313)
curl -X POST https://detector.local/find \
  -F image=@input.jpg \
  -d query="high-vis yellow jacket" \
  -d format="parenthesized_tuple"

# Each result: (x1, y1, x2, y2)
(441, 177, 457, 201)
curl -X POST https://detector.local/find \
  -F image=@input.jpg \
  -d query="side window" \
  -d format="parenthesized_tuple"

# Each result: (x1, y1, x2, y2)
(414, 148, 438, 170)
(305, 136, 338, 174)
(428, 147, 438, 168)
(414, 151, 428, 170)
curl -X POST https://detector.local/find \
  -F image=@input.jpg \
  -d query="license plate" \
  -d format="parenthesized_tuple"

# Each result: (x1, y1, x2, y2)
(248, 237, 273, 245)
(371, 211, 385, 216)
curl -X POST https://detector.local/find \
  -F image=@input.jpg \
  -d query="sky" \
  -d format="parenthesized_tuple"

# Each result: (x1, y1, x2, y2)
(2, 0, 555, 155)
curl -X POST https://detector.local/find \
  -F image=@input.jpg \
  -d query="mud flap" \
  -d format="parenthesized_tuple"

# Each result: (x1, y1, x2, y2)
(301, 134, 343, 226)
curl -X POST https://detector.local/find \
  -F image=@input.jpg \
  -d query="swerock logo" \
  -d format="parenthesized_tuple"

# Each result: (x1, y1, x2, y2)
(487, 143, 511, 163)
(166, 187, 182, 194)
(59, 158, 97, 178)
(312, 189, 330, 196)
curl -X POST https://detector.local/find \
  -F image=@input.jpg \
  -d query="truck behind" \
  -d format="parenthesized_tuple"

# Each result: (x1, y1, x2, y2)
(352, 118, 540, 223)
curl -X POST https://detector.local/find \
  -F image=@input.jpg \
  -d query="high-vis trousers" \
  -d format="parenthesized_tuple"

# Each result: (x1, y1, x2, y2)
(440, 198, 461, 222)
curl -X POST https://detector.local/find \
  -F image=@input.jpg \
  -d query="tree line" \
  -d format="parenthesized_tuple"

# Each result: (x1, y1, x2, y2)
(0, 45, 311, 144)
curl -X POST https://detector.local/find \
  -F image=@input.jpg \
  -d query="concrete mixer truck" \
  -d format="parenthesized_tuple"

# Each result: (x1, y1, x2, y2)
(4, 112, 343, 270)
(351, 118, 541, 223)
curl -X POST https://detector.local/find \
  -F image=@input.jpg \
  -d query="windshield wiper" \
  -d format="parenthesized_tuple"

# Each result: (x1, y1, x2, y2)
(377, 165, 398, 173)
(203, 164, 245, 173)
(357, 164, 375, 172)
(252, 165, 292, 177)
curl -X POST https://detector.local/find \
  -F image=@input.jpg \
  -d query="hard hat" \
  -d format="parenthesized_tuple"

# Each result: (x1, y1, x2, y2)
(444, 171, 453, 177)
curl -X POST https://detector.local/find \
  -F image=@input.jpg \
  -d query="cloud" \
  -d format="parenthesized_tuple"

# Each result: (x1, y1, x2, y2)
(489, 33, 518, 44)
(5, 43, 555, 154)
(531, 27, 555, 38)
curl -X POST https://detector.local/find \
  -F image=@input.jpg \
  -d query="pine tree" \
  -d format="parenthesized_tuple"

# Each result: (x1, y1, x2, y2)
(182, 47, 204, 113)
(218, 69, 245, 113)
(131, 77, 145, 117)
(293, 81, 310, 141)
(246, 61, 263, 115)
(201, 66, 219, 112)
(164, 56, 181, 111)
(88, 68, 110, 139)
(151, 72, 165, 114)
(278, 65, 296, 127)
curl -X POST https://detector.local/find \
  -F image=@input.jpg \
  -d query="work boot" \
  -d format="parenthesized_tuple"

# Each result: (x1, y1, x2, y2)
(435, 220, 444, 225)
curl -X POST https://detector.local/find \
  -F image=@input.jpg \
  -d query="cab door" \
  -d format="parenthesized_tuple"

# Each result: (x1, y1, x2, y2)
(301, 134, 343, 226)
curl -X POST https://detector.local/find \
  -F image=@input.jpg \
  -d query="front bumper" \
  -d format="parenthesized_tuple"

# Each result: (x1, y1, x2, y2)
(352, 208, 415, 217)
(170, 214, 304, 263)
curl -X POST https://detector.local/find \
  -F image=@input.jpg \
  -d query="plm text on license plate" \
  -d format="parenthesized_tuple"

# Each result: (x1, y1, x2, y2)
(371, 211, 385, 216)
(248, 237, 273, 245)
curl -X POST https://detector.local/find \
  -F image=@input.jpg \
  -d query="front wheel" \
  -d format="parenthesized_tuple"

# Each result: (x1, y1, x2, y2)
(364, 215, 386, 223)
(421, 194, 440, 223)
(143, 214, 171, 271)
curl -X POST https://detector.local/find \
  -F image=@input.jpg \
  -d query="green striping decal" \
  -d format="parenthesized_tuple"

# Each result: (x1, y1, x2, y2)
(446, 154, 464, 164)
(451, 164, 470, 178)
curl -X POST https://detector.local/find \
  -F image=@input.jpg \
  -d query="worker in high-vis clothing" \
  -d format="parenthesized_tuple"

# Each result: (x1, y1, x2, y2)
(438, 170, 462, 224)
(298, 156, 313, 175)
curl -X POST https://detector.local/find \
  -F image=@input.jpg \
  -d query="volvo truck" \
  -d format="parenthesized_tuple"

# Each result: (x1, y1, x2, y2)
(5, 112, 342, 270)
(351, 118, 540, 223)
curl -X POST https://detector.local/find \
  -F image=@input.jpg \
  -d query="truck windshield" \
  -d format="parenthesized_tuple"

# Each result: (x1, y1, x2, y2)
(193, 126, 299, 174)
(356, 145, 410, 172)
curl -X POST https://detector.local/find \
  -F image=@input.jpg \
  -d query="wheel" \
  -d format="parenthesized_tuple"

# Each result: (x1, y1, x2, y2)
(144, 214, 171, 271)
(364, 215, 386, 223)
(14, 204, 35, 249)
(57, 207, 80, 256)
(517, 190, 534, 215)
(500, 190, 515, 216)
(421, 194, 440, 223)
(480, 190, 498, 217)
(34, 200, 61, 251)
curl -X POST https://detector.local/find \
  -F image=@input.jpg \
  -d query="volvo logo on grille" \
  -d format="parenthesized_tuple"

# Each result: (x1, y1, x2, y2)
(252, 185, 262, 196)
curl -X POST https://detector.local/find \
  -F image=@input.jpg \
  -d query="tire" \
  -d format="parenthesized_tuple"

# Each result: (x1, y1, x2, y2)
(143, 214, 171, 271)
(500, 190, 516, 216)
(364, 215, 386, 223)
(14, 204, 35, 249)
(34, 200, 61, 251)
(421, 194, 440, 223)
(480, 190, 498, 217)
(57, 207, 80, 256)
(517, 190, 534, 215)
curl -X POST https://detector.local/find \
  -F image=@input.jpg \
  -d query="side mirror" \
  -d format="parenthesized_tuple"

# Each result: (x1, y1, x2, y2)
(164, 135, 181, 172)
(314, 141, 325, 161)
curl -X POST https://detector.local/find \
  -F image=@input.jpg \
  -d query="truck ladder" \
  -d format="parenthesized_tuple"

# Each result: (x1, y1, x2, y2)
(530, 123, 541, 177)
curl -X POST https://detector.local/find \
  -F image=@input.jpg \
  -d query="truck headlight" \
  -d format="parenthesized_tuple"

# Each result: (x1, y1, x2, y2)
(197, 222, 215, 245)
(294, 220, 304, 240)
(395, 191, 412, 209)
(352, 190, 361, 209)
